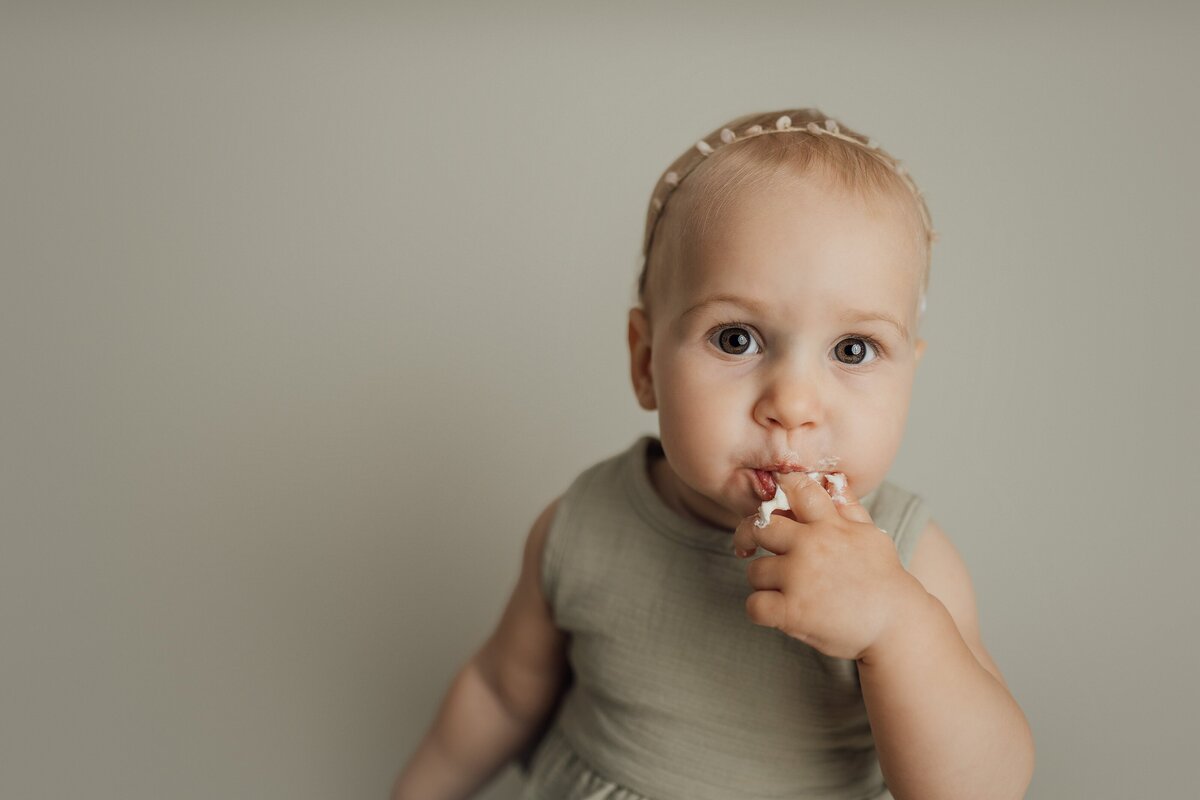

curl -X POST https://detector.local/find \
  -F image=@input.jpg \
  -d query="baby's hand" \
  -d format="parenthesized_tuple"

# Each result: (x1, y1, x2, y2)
(730, 472, 925, 661)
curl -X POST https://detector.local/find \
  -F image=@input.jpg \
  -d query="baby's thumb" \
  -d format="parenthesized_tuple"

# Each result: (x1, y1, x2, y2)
(827, 473, 873, 525)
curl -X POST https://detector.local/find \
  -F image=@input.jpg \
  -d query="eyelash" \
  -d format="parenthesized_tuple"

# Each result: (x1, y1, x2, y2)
(707, 320, 888, 364)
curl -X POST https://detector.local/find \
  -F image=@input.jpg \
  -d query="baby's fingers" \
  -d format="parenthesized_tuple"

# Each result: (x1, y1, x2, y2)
(827, 473, 874, 525)
(745, 589, 788, 630)
(732, 510, 795, 558)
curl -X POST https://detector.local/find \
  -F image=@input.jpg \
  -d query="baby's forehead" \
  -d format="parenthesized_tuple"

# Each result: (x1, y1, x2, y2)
(678, 205, 923, 293)
(660, 255, 923, 343)
(643, 172, 928, 324)
(667, 262, 922, 314)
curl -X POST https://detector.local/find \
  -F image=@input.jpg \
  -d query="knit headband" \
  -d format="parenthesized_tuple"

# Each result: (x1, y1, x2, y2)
(641, 113, 937, 312)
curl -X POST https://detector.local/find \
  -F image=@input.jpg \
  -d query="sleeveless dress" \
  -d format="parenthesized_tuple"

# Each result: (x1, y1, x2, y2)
(516, 435, 932, 800)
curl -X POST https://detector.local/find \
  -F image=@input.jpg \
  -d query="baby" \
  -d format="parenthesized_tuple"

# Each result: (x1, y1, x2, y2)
(392, 109, 1034, 800)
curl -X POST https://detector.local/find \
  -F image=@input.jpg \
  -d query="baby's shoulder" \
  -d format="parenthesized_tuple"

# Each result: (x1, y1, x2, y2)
(525, 494, 562, 569)
(547, 439, 644, 518)
(865, 479, 932, 570)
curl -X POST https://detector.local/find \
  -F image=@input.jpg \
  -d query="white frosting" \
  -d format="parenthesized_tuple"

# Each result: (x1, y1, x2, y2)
(754, 471, 847, 527)
(826, 472, 848, 504)
(754, 484, 791, 528)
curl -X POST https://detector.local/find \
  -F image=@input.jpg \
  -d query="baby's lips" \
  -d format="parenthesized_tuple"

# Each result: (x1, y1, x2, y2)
(753, 468, 818, 502)
(772, 469, 819, 493)
(767, 469, 849, 507)
(750, 469, 779, 501)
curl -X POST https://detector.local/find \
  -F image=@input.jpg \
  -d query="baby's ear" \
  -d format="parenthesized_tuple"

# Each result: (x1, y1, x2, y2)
(627, 307, 657, 411)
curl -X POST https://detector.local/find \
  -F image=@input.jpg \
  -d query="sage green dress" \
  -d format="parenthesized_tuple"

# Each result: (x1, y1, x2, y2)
(517, 436, 931, 800)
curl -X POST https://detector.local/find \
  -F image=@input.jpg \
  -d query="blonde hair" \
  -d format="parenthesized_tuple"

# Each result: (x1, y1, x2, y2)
(637, 108, 935, 316)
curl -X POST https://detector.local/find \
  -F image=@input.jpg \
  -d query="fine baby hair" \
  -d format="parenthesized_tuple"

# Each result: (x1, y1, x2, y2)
(637, 108, 936, 318)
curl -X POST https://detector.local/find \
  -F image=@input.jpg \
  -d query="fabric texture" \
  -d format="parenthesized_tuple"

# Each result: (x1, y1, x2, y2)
(516, 435, 931, 800)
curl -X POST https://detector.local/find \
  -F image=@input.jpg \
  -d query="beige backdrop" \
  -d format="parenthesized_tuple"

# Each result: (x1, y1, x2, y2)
(2, 3, 1197, 798)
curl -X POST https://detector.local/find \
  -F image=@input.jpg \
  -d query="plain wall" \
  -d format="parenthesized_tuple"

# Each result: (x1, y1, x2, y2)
(2, 2, 1197, 798)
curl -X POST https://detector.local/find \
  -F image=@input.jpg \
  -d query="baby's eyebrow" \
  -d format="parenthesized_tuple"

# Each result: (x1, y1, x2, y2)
(679, 294, 769, 321)
(840, 309, 911, 341)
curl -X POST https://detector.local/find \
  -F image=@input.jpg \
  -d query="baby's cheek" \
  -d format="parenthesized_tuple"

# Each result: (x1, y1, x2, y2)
(866, 399, 905, 432)
(849, 411, 907, 474)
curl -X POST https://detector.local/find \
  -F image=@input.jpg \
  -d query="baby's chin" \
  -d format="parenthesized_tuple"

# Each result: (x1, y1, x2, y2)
(666, 498, 740, 531)
(679, 482, 757, 530)
(713, 491, 769, 529)
(659, 458, 779, 528)
(710, 501, 758, 532)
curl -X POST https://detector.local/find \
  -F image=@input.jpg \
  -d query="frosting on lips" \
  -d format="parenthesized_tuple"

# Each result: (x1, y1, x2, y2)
(754, 470, 850, 528)
(751, 456, 841, 500)
(754, 480, 794, 527)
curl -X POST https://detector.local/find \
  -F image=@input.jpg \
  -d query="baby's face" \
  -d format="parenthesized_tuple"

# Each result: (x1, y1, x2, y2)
(629, 175, 927, 531)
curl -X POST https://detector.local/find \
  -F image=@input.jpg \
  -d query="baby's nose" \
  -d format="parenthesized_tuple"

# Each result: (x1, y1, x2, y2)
(753, 366, 825, 430)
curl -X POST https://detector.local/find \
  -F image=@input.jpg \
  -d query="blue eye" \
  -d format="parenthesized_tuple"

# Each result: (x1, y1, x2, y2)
(712, 326, 761, 356)
(834, 337, 878, 365)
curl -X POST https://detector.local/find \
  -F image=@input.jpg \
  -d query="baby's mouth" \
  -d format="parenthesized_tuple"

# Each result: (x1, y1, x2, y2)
(751, 456, 845, 502)
(751, 467, 809, 502)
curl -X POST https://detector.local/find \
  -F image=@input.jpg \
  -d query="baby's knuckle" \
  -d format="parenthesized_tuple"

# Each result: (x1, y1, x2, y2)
(745, 558, 760, 580)
(745, 591, 772, 623)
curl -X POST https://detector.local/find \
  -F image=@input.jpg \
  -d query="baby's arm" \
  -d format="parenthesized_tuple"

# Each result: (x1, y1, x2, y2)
(390, 498, 570, 800)
(859, 519, 1035, 799)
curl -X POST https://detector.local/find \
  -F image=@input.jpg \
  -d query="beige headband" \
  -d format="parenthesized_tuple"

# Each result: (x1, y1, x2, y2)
(641, 114, 935, 314)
